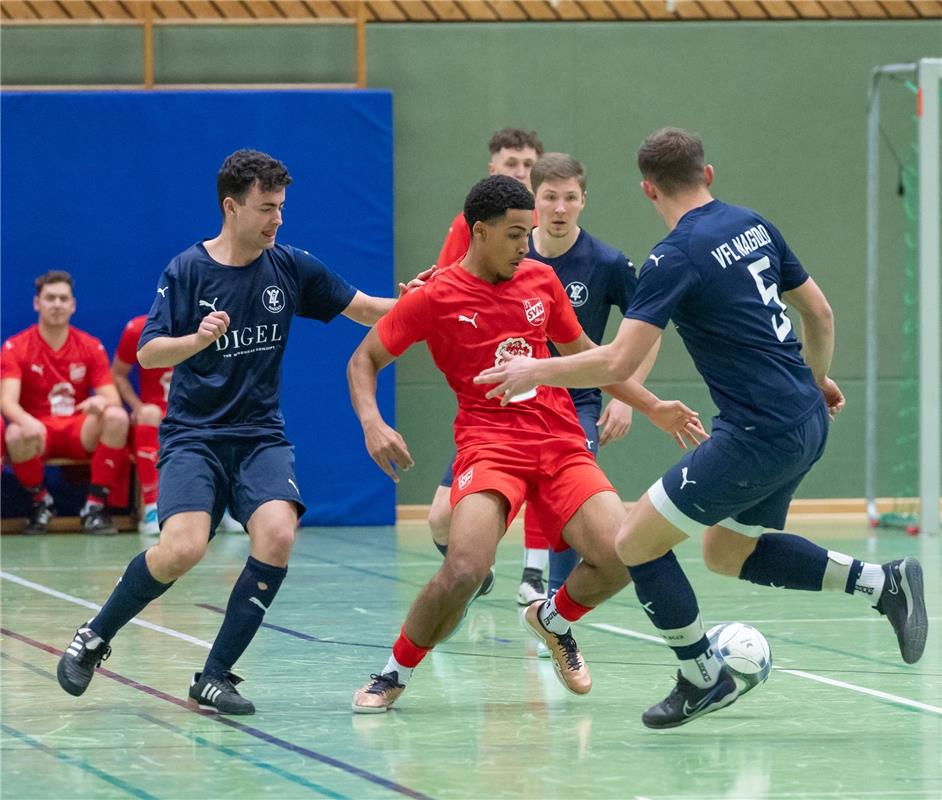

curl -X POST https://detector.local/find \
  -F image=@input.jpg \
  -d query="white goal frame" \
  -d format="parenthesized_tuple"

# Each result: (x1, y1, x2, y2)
(865, 58, 940, 537)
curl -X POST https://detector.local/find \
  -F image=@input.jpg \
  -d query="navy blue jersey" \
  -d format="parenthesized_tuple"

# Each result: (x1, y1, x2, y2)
(141, 242, 356, 431)
(529, 228, 637, 408)
(626, 200, 822, 435)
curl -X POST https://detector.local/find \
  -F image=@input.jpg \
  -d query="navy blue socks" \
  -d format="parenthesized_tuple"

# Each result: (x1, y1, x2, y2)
(90, 551, 173, 641)
(629, 551, 720, 686)
(202, 556, 287, 679)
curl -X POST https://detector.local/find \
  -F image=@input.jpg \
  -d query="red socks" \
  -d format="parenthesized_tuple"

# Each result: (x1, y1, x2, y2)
(552, 584, 593, 623)
(12, 456, 45, 493)
(90, 443, 128, 505)
(392, 628, 431, 668)
(133, 424, 160, 505)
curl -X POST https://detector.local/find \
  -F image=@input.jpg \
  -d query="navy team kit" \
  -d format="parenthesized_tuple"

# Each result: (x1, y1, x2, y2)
(628, 199, 829, 534)
(141, 242, 356, 531)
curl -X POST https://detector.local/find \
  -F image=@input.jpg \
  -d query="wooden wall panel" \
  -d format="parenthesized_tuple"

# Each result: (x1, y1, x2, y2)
(3, 0, 937, 21)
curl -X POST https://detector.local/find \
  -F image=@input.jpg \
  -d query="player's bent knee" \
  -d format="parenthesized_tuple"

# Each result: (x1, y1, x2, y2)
(438, 558, 489, 598)
(427, 489, 452, 544)
(427, 505, 452, 544)
(702, 529, 753, 576)
(252, 526, 296, 563)
(5, 425, 45, 459)
(136, 404, 163, 427)
(102, 405, 130, 432)
(156, 538, 208, 578)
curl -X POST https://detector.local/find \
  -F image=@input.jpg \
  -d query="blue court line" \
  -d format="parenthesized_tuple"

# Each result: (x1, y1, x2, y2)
(137, 713, 349, 799)
(1, 627, 436, 800)
(196, 603, 530, 663)
(1, 722, 158, 800)
(289, 549, 430, 587)
(0, 652, 348, 799)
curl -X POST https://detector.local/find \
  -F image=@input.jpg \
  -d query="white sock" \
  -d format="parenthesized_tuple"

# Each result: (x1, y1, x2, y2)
(538, 598, 570, 635)
(680, 649, 723, 688)
(858, 563, 887, 603)
(383, 655, 413, 684)
(524, 548, 549, 572)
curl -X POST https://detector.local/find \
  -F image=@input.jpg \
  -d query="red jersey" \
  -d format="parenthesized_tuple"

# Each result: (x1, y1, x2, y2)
(116, 315, 172, 409)
(436, 209, 540, 268)
(1, 324, 112, 418)
(436, 212, 472, 268)
(378, 259, 586, 450)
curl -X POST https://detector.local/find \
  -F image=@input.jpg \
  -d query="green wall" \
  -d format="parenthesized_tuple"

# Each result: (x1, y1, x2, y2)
(3, 20, 940, 504)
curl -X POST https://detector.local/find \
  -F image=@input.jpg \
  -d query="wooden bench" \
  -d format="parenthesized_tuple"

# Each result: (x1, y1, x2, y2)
(0, 458, 137, 534)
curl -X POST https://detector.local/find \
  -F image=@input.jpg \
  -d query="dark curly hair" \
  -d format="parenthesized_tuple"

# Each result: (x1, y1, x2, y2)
(217, 149, 292, 213)
(463, 175, 535, 229)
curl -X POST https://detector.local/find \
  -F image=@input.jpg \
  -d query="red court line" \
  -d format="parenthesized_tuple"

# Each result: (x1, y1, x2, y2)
(1, 627, 435, 800)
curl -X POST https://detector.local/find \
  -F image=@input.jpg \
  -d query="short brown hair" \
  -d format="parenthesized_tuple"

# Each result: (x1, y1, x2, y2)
(637, 128, 706, 195)
(488, 128, 544, 157)
(217, 148, 292, 214)
(530, 153, 586, 193)
(34, 270, 74, 296)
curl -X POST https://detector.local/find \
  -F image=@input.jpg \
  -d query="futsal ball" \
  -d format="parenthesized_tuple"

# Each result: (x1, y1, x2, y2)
(707, 622, 772, 690)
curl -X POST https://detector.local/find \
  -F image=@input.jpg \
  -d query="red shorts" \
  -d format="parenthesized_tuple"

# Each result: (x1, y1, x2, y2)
(39, 415, 91, 460)
(450, 438, 614, 551)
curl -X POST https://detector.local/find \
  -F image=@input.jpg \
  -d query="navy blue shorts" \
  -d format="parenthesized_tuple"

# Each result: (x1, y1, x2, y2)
(439, 403, 601, 487)
(156, 428, 306, 531)
(649, 401, 828, 536)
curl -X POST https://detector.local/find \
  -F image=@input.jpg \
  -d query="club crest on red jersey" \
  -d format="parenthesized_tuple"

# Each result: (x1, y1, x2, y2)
(69, 362, 86, 382)
(523, 297, 545, 326)
(493, 338, 537, 403)
(494, 337, 533, 365)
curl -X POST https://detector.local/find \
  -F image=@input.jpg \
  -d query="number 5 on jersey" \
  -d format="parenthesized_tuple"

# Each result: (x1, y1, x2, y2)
(747, 256, 792, 342)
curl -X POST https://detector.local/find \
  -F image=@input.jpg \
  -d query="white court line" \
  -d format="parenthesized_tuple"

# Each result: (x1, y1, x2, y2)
(5, 569, 939, 716)
(775, 668, 942, 714)
(4, 560, 442, 573)
(0, 570, 211, 649)
(587, 622, 941, 716)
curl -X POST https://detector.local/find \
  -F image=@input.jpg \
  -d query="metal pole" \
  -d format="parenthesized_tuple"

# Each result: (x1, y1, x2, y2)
(865, 63, 915, 526)
(917, 58, 941, 536)
(865, 69, 881, 525)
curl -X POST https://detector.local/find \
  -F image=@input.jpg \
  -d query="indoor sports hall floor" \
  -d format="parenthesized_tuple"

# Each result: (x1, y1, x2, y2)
(1, 518, 939, 800)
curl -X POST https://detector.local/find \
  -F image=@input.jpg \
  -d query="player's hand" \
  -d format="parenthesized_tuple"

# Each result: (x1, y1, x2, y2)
(398, 265, 437, 296)
(598, 399, 632, 446)
(196, 310, 230, 347)
(646, 400, 709, 449)
(818, 376, 845, 421)
(474, 355, 539, 406)
(363, 419, 414, 482)
(77, 395, 108, 416)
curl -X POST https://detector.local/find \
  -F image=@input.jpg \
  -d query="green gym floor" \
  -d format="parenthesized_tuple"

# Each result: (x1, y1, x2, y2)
(1, 519, 939, 800)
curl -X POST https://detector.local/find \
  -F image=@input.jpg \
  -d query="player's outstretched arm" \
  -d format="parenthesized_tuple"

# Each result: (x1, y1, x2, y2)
(782, 278, 845, 419)
(474, 324, 705, 448)
(347, 327, 414, 482)
(597, 337, 662, 446)
(342, 291, 396, 327)
(138, 310, 230, 369)
(475, 317, 657, 401)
